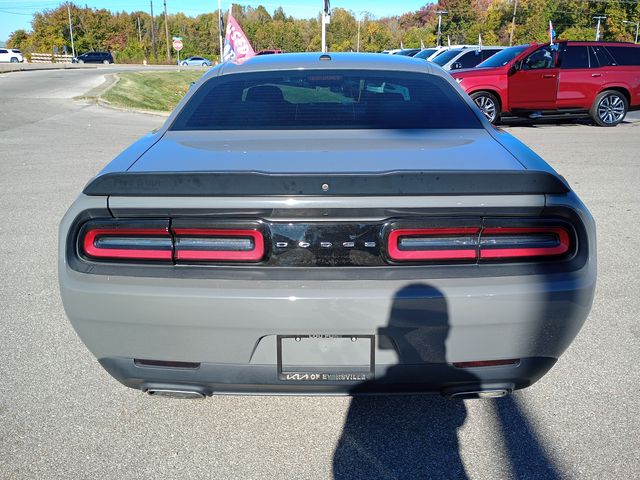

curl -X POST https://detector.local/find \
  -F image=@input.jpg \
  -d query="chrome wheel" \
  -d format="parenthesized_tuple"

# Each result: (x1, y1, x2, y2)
(474, 95, 497, 123)
(597, 94, 625, 125)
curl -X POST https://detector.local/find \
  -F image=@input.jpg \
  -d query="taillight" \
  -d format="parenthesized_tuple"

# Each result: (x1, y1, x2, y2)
(173, 228, 264, 262)
(387, 228, 479, 261)
(82, 225, 172, 261)
(386, 221, 573, 263)
(479, 227, 570, 259)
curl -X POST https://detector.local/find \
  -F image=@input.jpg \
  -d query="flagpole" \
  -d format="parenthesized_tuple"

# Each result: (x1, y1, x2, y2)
(218, 0, 224, 62)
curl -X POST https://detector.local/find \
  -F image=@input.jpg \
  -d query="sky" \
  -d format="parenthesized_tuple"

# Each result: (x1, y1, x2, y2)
(0, 0, 429, 41)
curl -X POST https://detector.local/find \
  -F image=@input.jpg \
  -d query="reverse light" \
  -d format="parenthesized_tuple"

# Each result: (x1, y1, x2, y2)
(82, 226, 172, 261)
(173, 228, 265, 262)
(479, 227, 570, 260)
(387, 228, 479, 261)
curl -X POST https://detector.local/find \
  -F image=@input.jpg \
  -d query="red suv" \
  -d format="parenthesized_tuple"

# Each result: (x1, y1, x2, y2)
(451, 41, 640, 126)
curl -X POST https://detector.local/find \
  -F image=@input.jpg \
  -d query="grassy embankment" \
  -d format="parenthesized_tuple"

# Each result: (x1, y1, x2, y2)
(101, 71, 204, 112)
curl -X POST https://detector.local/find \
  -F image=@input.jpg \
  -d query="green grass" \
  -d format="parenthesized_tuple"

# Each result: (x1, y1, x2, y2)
(102, 70, 204, 112)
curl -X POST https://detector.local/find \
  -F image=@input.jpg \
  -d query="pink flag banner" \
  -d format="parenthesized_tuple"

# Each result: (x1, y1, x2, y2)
(223, 8, 255, 63)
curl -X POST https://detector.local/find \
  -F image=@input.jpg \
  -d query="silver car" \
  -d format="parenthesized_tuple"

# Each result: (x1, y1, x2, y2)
(59, 53, 595, 399)
(431, 46, 505, 71)
(180, 56, 212, 67)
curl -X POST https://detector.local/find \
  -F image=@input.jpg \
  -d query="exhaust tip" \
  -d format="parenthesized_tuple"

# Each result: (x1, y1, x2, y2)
(449, 388, 510, 400)
(147, 388, 206, 399)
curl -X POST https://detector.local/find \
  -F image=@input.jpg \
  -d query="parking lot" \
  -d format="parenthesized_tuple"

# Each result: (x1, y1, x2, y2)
(0, 68, 639, 479)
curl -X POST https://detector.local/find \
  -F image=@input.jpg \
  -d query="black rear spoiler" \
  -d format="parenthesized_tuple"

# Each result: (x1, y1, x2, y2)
(83, 170, 570, 197)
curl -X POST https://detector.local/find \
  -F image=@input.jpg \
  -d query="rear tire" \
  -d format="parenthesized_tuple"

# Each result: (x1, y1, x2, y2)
(590, 90, 628, 127)
(470, 91, 501, 124)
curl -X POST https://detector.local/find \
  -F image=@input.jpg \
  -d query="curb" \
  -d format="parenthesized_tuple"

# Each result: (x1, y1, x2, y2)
(0, 64, 97, 74)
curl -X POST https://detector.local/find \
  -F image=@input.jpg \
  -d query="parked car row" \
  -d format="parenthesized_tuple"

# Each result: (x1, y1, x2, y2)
(452, 41, 640, 126)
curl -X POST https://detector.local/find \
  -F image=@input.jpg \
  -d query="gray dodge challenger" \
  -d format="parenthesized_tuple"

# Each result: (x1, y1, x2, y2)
(59, 53, 596, 399)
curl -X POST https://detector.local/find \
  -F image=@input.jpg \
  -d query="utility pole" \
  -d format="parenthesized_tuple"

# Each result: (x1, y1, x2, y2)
(435, 10, 447, 47)
(163, 0, 171, 62)
(623, 20, 639, 44)
(67, 3, 75, 58)
(356, 11, 366, 52)
(150, 0, 156, 57)
(509, 0, 518, 46)
(137, 16, 142, 43)
(593, 15, 606, 41)
(321, 0, 330, 53)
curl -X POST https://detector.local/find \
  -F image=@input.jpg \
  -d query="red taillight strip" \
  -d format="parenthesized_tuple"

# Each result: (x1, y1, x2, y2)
(387, 228, 480, 261)
(479, 227, 570, 259)
(172, 228, 264, 261)
(83, 228, 172, 260)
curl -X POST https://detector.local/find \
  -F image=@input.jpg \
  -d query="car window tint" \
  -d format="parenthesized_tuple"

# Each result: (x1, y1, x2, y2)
(171, 70, 483, 131)
(433, 49, 463, 66)
(458, 51, 482, 68)
(522, 45, 556, 70)
(605, 46, 640, 66)
(413, 49, 438, 59)
(477, 45, 528, 67)
(481, 49, 501, 61)
(591, 46, 616, 66)
(0, 49, 8, 54)
(561, 46, 589, 69)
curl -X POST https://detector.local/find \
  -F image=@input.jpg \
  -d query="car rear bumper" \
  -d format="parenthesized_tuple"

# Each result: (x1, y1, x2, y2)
(60, 263, 594, 395)
(99, 356, 557, 396)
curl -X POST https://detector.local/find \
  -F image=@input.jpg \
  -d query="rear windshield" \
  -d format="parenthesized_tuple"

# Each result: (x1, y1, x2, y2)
(413, 49, 438, 59)
(432, 49, 463, 66)
(170, 69, 482, 131)
(477, 45, 528, 67)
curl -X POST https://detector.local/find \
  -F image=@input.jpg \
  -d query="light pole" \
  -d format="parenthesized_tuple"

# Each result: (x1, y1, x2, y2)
(593, 15, 606, 41)
(622, 20, 639, 44)
(321, 0, 330, 53)
(509, 0, 518, 46)
(356, 11, 366, 52)
(66, 3, 75, 58)
(435, 10, 447, 47)
(163, 0, 171, 61)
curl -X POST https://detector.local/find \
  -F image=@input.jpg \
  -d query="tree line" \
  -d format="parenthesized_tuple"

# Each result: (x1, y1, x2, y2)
(6, 1, 640, 63)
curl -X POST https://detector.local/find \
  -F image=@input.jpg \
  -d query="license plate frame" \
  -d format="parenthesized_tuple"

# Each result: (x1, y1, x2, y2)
(276, 334, 375, 382)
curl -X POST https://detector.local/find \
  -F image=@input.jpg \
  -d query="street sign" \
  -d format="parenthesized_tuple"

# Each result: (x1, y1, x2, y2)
(173, 39, 183, 51)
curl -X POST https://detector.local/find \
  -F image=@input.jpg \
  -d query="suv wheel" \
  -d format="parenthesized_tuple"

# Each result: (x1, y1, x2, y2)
(591, 91, 628, 127)
(470, 91, 500, 124)
(10, 57, 18, 63)
(103, 59, 110, 65)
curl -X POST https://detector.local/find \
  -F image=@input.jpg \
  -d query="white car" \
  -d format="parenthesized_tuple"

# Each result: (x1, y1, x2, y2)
(0, 48, 24, 63)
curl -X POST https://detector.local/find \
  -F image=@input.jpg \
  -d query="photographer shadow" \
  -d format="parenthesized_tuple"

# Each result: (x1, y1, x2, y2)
(333, 283, 563, 480)
(333, 283, 475, 479)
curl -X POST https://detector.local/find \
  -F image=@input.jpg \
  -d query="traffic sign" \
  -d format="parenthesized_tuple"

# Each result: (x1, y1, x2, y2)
(173, 39, 183, 51)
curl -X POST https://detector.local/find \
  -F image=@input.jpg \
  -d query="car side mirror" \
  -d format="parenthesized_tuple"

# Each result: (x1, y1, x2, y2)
(451, 62, 463, 70)
(508, 62, 520, 76)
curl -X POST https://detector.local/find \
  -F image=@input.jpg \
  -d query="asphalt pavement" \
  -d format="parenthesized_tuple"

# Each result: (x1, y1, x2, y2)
(0, 68, 639, 480)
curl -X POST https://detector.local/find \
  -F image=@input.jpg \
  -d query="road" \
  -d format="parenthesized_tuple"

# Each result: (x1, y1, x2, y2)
(1, 68, 639, 480)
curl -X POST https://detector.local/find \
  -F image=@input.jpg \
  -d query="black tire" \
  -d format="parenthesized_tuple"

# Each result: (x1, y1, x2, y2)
(201, 62, 207, 67)
(470, 91, 501, 124)
(590, 90, 628, 127)
(10, 57, 18, 63)
(103, 59, 110, 65)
